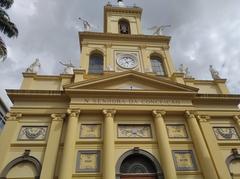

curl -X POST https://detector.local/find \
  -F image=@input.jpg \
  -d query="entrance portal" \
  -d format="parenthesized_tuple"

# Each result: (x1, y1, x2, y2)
(116, 149, 164, 179)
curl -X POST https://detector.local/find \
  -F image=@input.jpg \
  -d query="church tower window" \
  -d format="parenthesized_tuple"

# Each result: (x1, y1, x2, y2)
(150, 55, 166, 76)
(88, 52, 104, 74)
(118, 19, 131, 34)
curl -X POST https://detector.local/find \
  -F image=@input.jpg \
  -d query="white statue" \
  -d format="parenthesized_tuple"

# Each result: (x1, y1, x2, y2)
(209, 65, 221, 79)
(148, 25, 171, 35)
(59, 61, 75, 74)
(117, 0, 125, 7)
(78, 17, 95, 31)
(178, 64, 192, 78)
(26, 58, 41, 73)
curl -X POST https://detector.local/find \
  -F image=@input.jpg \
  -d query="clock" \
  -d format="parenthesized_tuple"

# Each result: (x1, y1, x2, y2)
(116, 54, 138, 69)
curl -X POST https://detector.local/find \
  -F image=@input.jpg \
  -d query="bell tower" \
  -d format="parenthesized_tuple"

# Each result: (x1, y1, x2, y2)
(79, 1, 175, 77)
(104, 2, 143, 34)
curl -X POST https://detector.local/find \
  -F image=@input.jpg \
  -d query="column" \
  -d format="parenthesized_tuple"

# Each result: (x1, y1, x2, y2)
(0, 113, 22, 171)
(102, 109, 116, 179)
(196, 114, 232, 179)
(152, 110, 177, 179)
(40, 113, 65, 179)
(59, 109, 80, 179)
(185, 111, 218, 179)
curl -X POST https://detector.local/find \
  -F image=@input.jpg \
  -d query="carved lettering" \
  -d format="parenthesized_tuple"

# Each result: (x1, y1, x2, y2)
(76, 97, 192, 106)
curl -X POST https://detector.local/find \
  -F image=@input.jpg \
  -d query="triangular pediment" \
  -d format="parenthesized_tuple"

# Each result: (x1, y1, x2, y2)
(64, 71, 198, 92)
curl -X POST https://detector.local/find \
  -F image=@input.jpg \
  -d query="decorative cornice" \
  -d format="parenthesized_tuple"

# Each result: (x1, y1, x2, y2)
(79, 32, 171, 46)
(103, 109, 116, 118)
(67, 109, 81, 118)
(5, 112, 22, 121)
(51, 113, 66, 121)
(152, 110, 166, 118)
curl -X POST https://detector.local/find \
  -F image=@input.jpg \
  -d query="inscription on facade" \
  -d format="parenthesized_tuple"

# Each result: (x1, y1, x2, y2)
(77, 97, 192, 106)
(172, 150, 197, 171)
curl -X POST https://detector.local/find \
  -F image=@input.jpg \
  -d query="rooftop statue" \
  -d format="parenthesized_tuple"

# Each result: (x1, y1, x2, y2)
(178, 64, 192, 78)
(148, 25, 171, 35)
(59, 61, 75, 74)
(209, 65, 221, 79)
(117, 0, 125, 7)
(25, 58, 41, 73)
(78, 17, 95, 31)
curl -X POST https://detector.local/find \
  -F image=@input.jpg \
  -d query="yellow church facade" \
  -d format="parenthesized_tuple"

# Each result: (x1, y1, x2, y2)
(0, 3, 240, 179)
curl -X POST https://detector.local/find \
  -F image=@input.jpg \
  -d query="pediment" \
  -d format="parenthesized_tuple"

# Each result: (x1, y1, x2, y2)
(64, 71, 198, 92)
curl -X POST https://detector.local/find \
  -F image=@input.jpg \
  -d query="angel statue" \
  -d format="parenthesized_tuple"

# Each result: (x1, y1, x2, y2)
(78, 17, 97, 31)
(178, 64, 192, 78)
(148, 25, 171, 35)
(25, 58, 41, 73)
(59, 61, 75, 74)
(209, 65, 221, 79)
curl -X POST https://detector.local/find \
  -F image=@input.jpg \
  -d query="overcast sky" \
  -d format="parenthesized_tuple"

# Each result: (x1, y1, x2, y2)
(0, 0, 240, 107)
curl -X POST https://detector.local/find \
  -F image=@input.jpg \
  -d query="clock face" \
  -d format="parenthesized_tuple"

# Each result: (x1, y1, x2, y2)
(117, 54, 138, 69)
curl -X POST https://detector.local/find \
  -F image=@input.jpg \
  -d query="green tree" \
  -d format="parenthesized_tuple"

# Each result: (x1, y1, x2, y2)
(0, 0, 18, 61)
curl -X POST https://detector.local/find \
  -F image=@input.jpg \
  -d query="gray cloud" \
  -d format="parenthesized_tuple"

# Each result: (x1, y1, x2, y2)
(1, 0, 239, 107)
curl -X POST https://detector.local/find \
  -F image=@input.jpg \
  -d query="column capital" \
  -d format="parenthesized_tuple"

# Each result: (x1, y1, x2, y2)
(67, 109, 80, 118)
(152, 110, 166, 118)
(185, 110, 196, 119)
(103, 109, 116, 118)
(5, 112, 22, 121)
(233, 115, 240, 125)
(51, 113, 66, 121)
(196, 115, 210, 122)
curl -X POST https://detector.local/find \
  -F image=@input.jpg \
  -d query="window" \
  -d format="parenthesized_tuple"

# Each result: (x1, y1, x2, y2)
(0, 112, 5, 130)
(150, 55, 166, 76)
(118, 19, 130, 34)
(88, 53, 103, 74)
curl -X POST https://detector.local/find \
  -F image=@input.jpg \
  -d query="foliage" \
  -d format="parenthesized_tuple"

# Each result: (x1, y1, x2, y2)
(0, 0, 18, 61)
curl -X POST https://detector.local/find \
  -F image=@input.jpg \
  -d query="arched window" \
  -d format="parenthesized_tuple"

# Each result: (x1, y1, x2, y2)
(116, 148, 164, 179)
(118, 19, 130, 34)
(150, 55, 166, 76)
(89, 52, 103, 74)
(226, 148, 240, 177)
(0, 150, 41, 179)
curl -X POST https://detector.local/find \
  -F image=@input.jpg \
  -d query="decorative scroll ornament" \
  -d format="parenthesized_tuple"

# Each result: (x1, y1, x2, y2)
(196, 115, 210, 122)
(103, 109, 116, 118)
(217, 128, 234, 139)
(234, 115, 240, 126)
(5, 113, 22, 121)
(51, 113, 66, 121)
(19, 127, 47, 140)
(152, 110, 166, 118)
(213, 127, 239, 140)
(67, 109, 81, 118)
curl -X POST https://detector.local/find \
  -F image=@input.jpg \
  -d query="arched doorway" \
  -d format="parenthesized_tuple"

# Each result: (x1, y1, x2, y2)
(116, 148, 164, 179)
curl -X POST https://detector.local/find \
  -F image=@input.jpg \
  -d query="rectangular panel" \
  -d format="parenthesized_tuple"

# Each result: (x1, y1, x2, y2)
(76, 150, 100, 173)
(213, 127, 239, 140)
(118, 124, 152, 138)
(79, 124, 101, 138)
(18, 126, 48, 140)
(166, 124, 188, 138)
(172, 150, 198, 171)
